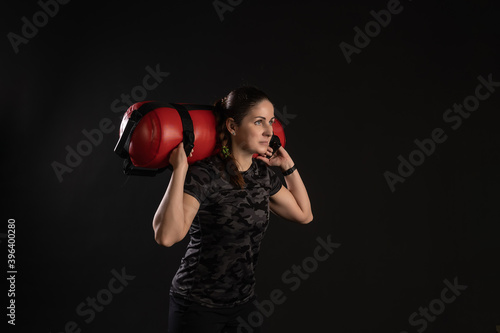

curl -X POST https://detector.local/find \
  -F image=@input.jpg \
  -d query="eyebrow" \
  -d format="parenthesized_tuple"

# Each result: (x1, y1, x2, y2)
(254, 116, 276, 120)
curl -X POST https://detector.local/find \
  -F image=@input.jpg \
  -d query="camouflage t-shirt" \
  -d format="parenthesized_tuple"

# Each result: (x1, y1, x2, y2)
(170, 154, 283, 308)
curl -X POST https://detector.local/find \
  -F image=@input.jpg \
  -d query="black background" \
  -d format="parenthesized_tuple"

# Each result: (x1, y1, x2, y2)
(3, 0, 500, 332)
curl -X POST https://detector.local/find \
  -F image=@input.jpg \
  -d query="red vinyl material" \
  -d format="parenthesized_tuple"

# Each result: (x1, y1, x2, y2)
(119, 102, 286, 169)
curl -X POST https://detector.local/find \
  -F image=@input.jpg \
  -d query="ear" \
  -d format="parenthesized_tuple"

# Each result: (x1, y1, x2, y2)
(225, 117, 237, 134)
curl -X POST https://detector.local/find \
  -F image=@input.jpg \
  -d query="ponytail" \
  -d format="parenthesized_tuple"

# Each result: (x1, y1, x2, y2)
(213, 98, 246, 189)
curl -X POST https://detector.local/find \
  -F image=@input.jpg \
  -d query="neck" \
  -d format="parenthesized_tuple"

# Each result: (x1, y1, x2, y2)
(231, 145, 253, 172)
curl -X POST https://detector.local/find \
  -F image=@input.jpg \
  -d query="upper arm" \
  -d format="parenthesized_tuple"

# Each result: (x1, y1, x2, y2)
(269, 185, 311, 224)
(180, 192, 200, 238)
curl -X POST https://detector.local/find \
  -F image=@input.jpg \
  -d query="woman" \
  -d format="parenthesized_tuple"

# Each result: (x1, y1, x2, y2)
(152, 86, 313, 333)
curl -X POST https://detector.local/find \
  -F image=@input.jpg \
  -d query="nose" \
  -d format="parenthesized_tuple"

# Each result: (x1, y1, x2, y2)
(263, 123, 273, 137)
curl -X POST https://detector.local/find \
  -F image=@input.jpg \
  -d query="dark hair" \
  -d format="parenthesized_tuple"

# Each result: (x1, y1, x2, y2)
(213, 86, 271, 188)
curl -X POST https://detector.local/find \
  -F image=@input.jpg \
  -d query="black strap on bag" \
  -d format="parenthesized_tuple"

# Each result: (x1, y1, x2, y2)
(170, 103, 195, 158)
(114, 101, 211, 176)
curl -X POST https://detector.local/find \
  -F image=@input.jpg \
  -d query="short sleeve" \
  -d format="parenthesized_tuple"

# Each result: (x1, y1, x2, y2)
(184, 163, 213, 204)
(268, 167, 283, 196)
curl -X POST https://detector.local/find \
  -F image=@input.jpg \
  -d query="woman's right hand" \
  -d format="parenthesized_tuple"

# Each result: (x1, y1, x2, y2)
(169, 142, 194, 171)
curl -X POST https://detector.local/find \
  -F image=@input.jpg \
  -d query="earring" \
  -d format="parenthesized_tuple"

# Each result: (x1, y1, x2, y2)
(222, 145, 230, 158)
(232, 131, 236, 136)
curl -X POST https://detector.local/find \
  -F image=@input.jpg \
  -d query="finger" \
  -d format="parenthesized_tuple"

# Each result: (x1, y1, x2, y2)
(274, 146, 284, 156)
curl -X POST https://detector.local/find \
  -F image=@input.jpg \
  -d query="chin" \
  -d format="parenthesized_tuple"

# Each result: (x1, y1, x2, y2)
(250, 149, 265, 157)
(248, 143, 268, 156)
(257, 147, 268, 156)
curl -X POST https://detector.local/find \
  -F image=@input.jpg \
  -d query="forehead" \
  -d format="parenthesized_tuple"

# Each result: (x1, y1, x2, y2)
(247, 99, 274, 117)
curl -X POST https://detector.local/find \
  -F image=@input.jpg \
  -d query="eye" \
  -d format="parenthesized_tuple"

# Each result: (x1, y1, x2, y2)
(269, 119, 275, 125)
(255, 120, 262, 125)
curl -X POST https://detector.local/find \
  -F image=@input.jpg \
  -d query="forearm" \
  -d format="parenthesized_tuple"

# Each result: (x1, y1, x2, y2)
(153, 167, 188, 246)
(281, 162, 313, 221)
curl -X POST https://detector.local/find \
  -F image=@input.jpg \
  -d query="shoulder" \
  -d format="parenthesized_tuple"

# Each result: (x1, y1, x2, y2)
(187, 154, 222, 178)
(252, 158, 282, 195)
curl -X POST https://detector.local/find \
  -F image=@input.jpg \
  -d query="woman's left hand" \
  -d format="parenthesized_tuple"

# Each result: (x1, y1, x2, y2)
(256, 146, 294, 171)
